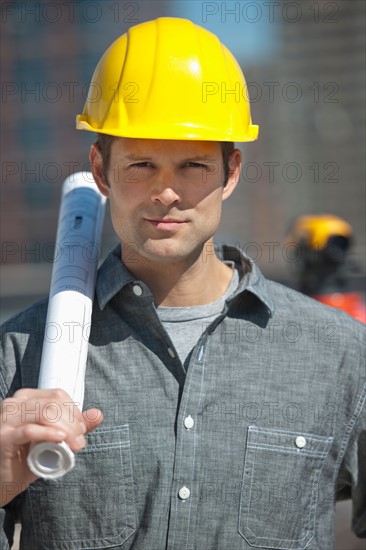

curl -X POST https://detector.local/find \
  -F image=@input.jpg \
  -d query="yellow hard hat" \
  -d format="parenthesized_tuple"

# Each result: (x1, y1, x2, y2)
(76, 17, 259, 142)
(290, 214, 352, 250)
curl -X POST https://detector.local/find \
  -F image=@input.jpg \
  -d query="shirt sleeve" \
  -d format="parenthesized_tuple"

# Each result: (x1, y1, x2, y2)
(0, 320, 24, 400)
(336, 369, 366, 538)
(0, 321, 26, 547)
(0, 508, 11, 550)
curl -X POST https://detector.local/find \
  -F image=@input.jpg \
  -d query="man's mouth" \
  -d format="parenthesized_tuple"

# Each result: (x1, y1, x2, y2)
(145, 218, 187, 230)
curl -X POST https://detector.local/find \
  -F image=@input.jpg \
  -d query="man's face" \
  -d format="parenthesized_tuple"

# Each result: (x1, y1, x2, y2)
(90, 138, 241, 266)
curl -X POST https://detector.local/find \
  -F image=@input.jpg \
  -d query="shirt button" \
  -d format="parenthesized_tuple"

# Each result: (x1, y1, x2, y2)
(132, 284, 143, 296)
(184, 415, 194, 430)
(167, 347, 175, 358)
(178, 486, 190, 500)
(295, 436, 306, 449)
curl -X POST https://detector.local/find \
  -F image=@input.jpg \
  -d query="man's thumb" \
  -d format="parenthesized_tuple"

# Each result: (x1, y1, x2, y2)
(82, 408, 103, 432)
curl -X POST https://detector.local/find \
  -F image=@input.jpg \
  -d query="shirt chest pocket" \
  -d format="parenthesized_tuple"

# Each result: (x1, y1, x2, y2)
(28, 425, 136, 549)
(239, 426, 333, 550)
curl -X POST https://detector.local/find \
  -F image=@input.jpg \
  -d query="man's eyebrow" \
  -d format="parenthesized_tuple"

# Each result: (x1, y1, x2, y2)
(124, 155, 154, 160)
(182, 155, 218, 162)
(122, 154, 218, 162)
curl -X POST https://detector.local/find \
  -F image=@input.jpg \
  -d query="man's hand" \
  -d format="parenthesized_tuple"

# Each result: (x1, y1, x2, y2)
(0, 388, 103, 507)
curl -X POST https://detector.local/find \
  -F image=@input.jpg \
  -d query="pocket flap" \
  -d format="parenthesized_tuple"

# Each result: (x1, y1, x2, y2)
(247, 425, 333, 458)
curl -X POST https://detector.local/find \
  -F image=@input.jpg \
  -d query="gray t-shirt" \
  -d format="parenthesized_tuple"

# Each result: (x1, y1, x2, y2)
(156, 266, 239, 365)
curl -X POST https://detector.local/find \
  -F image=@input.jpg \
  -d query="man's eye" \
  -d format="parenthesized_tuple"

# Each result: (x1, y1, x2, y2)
(185, 162, 206, 169)
(131, 162, 153, 169)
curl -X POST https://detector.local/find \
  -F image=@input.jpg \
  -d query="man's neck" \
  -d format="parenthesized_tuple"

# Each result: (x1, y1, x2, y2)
(122, 242, 233, 307)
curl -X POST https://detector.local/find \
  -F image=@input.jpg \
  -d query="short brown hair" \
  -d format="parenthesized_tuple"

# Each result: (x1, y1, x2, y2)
(95, 134, 234, 186)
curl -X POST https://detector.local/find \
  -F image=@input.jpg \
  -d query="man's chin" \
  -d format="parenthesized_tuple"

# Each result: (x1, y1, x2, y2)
(140, 241, 202, 265)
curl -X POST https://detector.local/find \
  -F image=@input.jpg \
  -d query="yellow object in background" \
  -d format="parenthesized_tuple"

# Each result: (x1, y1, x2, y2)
(289, 214, 353, 251)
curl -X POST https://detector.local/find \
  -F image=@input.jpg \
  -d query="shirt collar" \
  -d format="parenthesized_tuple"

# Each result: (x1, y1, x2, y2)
(96, 243, 275, 316)
(218, 243, 274, 316)
(96, 244, 135, 309)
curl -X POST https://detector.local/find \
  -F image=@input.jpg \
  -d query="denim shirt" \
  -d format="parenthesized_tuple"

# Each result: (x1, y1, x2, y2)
(1, 244, 365, 550)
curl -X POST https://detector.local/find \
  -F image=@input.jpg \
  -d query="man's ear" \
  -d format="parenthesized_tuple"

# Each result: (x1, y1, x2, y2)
(222, 148, 242, 201)
(90, 143, 109, 197)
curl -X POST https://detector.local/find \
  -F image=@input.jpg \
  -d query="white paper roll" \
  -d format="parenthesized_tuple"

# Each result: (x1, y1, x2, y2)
(27, 441, 75, 480)
(27, 172, 106, 479)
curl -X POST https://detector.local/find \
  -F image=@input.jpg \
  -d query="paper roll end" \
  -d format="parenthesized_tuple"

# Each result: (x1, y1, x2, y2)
(27, 441, 75, 479)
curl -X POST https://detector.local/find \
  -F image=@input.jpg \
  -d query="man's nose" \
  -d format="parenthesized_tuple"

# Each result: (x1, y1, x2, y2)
(150, 171, 182, 206)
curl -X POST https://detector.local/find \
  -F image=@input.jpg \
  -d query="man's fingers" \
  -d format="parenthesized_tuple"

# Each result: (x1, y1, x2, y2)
(1, 391, 104, 457)
(4, 423, 86, 455)
(1, 393, 85, 434)
(9, 424, 67, 448)
(12, 387, 73, 403)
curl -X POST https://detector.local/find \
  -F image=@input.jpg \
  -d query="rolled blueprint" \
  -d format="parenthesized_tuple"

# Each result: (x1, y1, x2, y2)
(27, 172, 106, 479)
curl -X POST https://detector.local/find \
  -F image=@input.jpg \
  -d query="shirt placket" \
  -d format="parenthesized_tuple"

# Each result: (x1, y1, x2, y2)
(166, 335, 208, 550)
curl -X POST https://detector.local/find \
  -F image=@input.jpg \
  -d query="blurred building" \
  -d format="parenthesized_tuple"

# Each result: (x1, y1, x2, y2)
(1, 0, 365, 320)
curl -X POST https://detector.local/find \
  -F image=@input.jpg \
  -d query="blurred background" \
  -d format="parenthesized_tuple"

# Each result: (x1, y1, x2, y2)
(1, 0, 365, 321)
(1, 1, 365, 548)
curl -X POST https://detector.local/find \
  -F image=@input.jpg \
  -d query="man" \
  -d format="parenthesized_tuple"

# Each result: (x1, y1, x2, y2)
(1, 17, 365, 550)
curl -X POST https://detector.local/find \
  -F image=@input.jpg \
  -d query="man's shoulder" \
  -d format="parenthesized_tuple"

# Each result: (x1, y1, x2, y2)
(1, 298, 49, 336)
(266, 279, 365, 338)
(0, 299, 50, 397)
